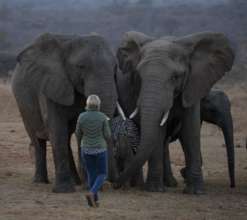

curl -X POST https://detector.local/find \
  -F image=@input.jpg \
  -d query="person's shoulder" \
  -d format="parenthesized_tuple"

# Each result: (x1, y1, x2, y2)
(78, 111, 87, 120)
(98, 111, 110, 121)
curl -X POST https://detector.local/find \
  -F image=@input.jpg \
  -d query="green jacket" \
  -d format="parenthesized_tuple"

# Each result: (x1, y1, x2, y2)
(75, 110, 111, 149)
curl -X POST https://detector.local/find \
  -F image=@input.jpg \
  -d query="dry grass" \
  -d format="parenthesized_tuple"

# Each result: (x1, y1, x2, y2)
(0, 81, 247, 220)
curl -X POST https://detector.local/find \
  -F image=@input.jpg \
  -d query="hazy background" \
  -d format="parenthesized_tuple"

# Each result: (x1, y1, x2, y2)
(0, 0, 246, 79)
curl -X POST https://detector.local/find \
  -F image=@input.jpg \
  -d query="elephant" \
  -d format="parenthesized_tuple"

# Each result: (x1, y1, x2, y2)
(163, 90, 235, 188)
(111, 116, 143, 188)
(115, 74, 235, 189)
(11, 33, 118, 193)
(114, 31, 235, 194)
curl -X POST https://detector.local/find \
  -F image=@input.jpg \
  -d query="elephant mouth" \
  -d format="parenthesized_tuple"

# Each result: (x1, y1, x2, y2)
(116, 101, 170, 126)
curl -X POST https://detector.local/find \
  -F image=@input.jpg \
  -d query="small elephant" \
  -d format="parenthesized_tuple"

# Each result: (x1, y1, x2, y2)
(115, 31, 235, 194)
(111, 116, 143, 187)
(163, 90, 235, 188)
(11, 33, 117, 193)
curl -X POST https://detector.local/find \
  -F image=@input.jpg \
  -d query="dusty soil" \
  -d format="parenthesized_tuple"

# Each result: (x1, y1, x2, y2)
(0, 81, 247, 220)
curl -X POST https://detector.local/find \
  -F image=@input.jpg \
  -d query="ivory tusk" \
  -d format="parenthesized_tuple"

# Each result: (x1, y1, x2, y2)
(116, 101, 126, 121)
(160, 111, 170, 126)
(129, 107, 138, 119)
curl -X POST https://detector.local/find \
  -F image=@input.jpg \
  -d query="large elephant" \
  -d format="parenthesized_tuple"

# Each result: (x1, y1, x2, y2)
(11, 33, 117, 193)
(115, 31, 235, 194)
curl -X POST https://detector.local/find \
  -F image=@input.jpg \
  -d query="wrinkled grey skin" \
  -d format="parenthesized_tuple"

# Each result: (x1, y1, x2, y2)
(11, 33, 117, 193)
(164, 90, 235, 188)
(115, 31, 235, 194)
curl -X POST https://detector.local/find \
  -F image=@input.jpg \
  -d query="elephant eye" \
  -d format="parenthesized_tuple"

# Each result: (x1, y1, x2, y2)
(171, 71, 185, 83)
(171, 73, 180, 83)
(77, 64, 87, 70)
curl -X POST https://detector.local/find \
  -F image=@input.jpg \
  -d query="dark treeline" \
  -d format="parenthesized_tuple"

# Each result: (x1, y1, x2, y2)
(0, 0, 246, 63)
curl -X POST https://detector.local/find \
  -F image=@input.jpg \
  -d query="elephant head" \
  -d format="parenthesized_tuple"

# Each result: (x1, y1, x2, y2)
(17, 33, 117, 117)
(116, 31, 235, 184)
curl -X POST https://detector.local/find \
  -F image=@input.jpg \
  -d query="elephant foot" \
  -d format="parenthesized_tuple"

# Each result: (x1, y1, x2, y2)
(144, 181, 166, 192)
(183, 185, 205, 195)
(52, 181, 75, 193)
(183, 177, 205, 195)
(164, 174, 178, 187)
(33, 175, 49, 184)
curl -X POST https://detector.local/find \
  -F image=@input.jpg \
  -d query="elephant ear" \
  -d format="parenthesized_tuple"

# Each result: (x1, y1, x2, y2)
(117, 31, 153, 73)
(176, 32, 235, 108)
(17, 33, 74, 106)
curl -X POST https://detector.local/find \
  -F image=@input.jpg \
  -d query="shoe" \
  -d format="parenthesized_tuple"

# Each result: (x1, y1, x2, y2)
(95, 201, 100, 208)
(85, 192, 97, 208)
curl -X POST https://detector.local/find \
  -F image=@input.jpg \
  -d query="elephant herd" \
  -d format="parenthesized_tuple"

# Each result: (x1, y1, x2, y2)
(11, 31, 235, 194)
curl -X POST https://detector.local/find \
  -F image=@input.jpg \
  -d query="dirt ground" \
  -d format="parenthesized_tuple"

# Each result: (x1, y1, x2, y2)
(0, 81, 247, 220)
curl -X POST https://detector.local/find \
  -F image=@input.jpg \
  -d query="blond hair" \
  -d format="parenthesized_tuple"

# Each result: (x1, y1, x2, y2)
(86, 94, 101, 110)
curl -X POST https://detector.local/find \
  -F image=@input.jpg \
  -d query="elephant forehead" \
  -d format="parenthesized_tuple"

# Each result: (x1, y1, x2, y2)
(139, 41, 188, 71)
(142, 40, 185, 56)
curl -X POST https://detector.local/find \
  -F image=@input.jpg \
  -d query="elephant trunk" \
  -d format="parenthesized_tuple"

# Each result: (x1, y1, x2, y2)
(85, 76, 117, 118)
(220, 112, 235, 188)
(117, 92, 170, 184)
(100, 80, 118, 182)
(100, 80, 118, 118)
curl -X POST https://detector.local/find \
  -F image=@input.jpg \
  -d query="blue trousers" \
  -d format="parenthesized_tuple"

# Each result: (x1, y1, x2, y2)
(82, 151, 108, 200)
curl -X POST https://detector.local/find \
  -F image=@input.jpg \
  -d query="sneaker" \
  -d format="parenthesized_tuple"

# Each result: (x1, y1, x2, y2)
(85, 192, 97, 208)
(95, 201, 100, 208)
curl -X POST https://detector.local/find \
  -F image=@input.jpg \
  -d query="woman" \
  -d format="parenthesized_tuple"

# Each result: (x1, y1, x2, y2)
(75, 95, 111, 208)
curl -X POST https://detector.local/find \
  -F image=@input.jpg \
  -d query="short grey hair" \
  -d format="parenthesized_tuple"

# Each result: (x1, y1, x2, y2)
(86, 94, 101, 110)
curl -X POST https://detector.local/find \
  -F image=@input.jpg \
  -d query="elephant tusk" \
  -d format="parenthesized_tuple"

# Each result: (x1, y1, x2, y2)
(116, 101, 126, 121)
(129, 107, 138, 119)
(160, 111, 170, 126)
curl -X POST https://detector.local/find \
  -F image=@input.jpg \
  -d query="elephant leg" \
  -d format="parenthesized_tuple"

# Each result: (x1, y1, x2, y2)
(163, 141, 178, 187)
(33, 138, 49, 183)
(179, 138, 190, 182)
(180, 102, 204, 195)
(48, 112, 75, 192)
(67, 134, 81, 185)
(130, 168, 144, 188)
(145, 144, 165, 192)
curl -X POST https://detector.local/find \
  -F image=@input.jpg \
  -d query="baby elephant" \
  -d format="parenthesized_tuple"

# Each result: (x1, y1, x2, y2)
(164, 90, 235, 188)
(111, 116, 143, 188)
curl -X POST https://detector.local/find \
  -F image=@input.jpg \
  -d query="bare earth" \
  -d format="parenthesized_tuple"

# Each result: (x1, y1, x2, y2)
(0, 81, 247, 220)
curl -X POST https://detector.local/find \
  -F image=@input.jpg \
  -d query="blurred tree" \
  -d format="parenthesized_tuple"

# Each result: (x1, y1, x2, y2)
(137, 0, 153, 6)
(0, 2, 11, 20)
(0, 32, 11, 50)
(112, 0, 130, 6)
